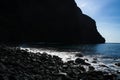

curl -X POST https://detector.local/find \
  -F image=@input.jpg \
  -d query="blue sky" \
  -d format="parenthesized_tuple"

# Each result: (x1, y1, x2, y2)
(75, 0, 120, 43)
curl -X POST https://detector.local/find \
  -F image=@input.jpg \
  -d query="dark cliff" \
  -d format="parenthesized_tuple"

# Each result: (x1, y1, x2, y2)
(0, 0, 105, 44)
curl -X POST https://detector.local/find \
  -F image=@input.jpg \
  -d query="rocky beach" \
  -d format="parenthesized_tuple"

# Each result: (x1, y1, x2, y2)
(0, 0, 119, 79)
(0, 45, 119, 80)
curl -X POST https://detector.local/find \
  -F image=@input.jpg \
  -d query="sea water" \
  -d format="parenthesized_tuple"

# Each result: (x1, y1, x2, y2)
(21, 43, 120, 73)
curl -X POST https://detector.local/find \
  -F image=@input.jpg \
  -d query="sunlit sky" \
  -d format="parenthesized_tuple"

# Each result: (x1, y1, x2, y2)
(75, 0, 120, 43)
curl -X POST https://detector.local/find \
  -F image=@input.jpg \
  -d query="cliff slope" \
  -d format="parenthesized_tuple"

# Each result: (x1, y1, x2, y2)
(0, 0, 105, 44)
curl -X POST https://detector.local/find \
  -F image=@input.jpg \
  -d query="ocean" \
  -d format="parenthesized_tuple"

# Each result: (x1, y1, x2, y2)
(21, 43, 120, 73)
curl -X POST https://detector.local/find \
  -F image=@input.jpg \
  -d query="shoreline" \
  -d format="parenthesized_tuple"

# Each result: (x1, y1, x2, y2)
(0, 45, 119, 80)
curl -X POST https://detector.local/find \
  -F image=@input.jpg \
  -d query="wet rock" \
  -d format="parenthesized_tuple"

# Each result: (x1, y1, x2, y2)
(99, 64, 109, 68)
(84, 58, 89, 61)
(104, 74, 117, 80)
(117, 71, 120, 74)
(0, 75, 4, 80)
(84, 71, 105, 80)
(67, 60, 74, 64)
(92, 61, 97, 63)
(62, 64, 68, 69)
(0, 62, 7, 70)
(89, 66, 95, 71)
(83, 62, 90, 66)
(75, 58, 85, 64)
(8, 75, 16, 80)
(115, 63, 120, 67)
(58, 72, 67, 76)
(78, 66, 86, 72)
(75, 58, 90, 66)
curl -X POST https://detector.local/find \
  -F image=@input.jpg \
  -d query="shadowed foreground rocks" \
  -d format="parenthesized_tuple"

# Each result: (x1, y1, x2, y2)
(0, 45, 117, 80)
(0, 0, 105, 44)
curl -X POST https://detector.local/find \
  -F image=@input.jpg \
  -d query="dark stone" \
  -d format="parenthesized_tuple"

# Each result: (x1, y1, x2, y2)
(0, 0, 105, 44)
(75, 58, 85, 64)
(99, 64, 109, 68)
(104, 74, 117, 80)
(78, 66, 86, 72)
(83, 62, 91, 66)
(89, 66, 95, 71)
(0, 75, 4, 80)
(75, 58, 90, 65)
(8, 75, 16, 80)
(67, 60, 74, 64)
(92, 61, 97, 63)
(117, 71, 120, 74)
(84, 58, 89, 61)
(115, 63, 120, 67)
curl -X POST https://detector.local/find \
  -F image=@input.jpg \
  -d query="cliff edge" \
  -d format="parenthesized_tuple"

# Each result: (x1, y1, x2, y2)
(0, 0, 105, 44)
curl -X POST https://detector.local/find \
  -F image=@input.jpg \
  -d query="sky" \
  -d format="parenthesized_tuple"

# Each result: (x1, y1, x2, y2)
(75, 0, 120, 43)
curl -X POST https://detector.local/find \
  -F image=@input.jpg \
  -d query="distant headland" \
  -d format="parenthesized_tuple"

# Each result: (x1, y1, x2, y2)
(0, 0, 105, 44)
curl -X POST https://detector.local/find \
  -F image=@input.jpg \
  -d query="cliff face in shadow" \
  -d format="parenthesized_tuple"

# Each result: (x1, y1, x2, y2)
(0, 0, 105, 44)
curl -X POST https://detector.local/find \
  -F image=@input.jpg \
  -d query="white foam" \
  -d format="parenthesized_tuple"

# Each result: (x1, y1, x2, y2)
(21, 47, 120, 73)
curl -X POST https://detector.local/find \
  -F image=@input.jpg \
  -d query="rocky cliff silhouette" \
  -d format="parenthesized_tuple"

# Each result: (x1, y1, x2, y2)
(0, 0, 105, 44)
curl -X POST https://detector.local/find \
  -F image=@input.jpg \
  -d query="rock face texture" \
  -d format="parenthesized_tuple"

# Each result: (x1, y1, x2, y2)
(0, 0, 105, 44)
